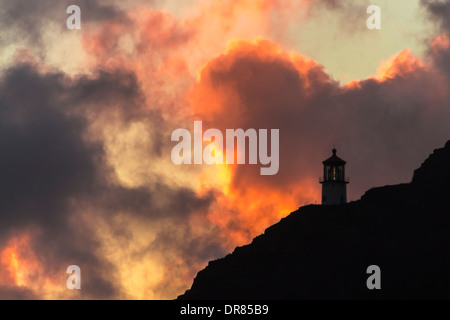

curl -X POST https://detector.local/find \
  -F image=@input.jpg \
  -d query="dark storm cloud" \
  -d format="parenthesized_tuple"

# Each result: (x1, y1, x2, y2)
(70, 70, 144, 115)
(101, 184, 216, 220)
(421, 0, 450, 82)
(0, 64, 98, 231)
(0, 0, 128, 48)
(0, 286, 38, 300)
(0, 63, 118, 298)
(0, 58, 221, 298)
(421, 0, 450, 31)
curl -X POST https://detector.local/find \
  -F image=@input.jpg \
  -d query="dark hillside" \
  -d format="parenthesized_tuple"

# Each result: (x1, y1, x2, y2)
(179, 141, 450, 299)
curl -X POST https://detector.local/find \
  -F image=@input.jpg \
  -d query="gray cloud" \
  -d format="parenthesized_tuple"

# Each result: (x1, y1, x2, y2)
(0, 286, 39, 300)
(306, 0, 369, 32)
(0, 60, 222, 299)
(421, 0, 450, 31)
(0, 0, 129, 50)
(0, 63, 119, 298)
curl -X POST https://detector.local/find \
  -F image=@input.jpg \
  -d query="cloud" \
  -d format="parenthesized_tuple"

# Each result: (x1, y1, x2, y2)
(0, 62, 130, 298)
(421, 0, 450, 31)
(0, 58, 224, 299)
(306, 0, 369, 32)
(0, 286, 38, 300)
(190, 36, 450, 210)
(0, 64, 98, 231)
(0, 0, 127, 46)
(1, 0, 450, 300)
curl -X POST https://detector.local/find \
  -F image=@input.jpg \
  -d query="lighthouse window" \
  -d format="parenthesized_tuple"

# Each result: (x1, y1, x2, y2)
(325, 166, 331, 180)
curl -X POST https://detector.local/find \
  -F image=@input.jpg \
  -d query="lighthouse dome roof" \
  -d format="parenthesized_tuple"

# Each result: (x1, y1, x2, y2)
(322, 148, 346, 165)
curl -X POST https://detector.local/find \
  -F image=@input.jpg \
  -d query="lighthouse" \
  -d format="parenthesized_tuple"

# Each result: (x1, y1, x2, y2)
(320, 148, 349, 205)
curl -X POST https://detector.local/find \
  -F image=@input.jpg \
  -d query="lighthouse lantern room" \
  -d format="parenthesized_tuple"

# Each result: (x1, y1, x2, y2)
(320, 148, 349, 205)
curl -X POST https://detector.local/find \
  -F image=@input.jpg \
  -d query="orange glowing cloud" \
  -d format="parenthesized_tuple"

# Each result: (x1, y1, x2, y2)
(375, 49, 424, 81)
(187, 38, 323, 247)
(0, 233, 70, 299)
(431, 34, 450, 52)
(1, 234, 36, 287)
(79, 5, 321, 271)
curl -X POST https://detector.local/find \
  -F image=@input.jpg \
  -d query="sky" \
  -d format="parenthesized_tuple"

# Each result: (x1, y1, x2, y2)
(0, 0, 449, 299)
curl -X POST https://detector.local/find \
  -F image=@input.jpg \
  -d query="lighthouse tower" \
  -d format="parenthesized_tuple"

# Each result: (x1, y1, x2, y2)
(320, 148, 349, 205)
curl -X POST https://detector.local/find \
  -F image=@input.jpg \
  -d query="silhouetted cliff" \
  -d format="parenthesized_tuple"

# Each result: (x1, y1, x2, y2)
(179, 141, 450, 299)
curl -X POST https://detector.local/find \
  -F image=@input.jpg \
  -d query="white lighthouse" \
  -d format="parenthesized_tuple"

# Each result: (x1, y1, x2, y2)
(320, 148, 349, 205)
